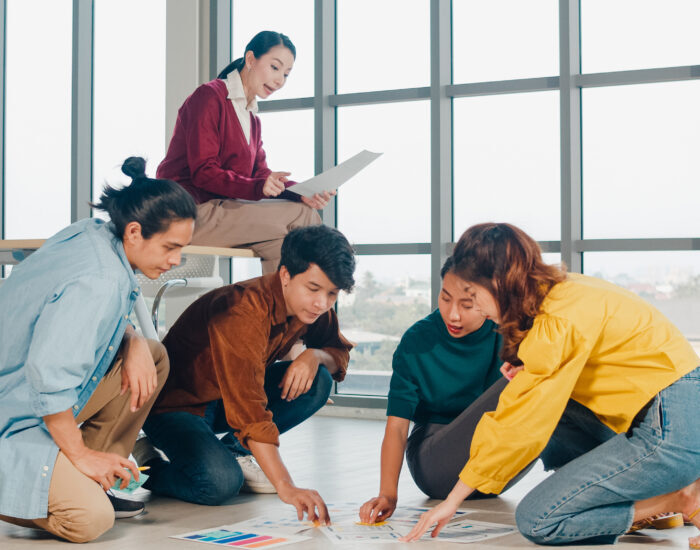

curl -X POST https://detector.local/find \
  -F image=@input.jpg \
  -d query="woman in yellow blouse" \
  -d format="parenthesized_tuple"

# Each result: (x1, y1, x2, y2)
(402, 223, 700, 546)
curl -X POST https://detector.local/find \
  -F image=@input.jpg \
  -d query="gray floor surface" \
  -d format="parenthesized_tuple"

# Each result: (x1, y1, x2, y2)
(1, 416, 696, 549)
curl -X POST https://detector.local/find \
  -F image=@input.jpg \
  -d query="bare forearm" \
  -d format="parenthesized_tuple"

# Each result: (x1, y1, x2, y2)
(446, 479, 475, 505)
(248, 440, 295, 491)
(43, 409, 87, 461)
(311, 348, 339, 375)
(379, 417, 410, 497)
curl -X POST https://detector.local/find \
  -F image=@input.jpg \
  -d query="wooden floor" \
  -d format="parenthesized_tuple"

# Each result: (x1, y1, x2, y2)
(0, 416, 696, 549)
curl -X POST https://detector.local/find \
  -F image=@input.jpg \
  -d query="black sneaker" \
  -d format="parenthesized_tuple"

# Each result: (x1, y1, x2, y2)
(107, 492, 145, 519)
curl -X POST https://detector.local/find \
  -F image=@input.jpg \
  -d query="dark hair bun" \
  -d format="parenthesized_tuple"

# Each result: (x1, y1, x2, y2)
(121, 156, 147, 180)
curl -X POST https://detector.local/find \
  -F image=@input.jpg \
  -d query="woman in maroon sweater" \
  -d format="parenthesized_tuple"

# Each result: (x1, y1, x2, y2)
(157, 31, 331, 273)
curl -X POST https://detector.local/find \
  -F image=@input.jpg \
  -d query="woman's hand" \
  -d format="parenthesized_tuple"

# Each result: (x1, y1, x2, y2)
(500, 361, 524, 381)
(400, 479, 474, 541)
(262, 171, 291, 197)
(300, 190, 335, 210)
(359, 495, 397, 524)
(400, 499, 459, 542)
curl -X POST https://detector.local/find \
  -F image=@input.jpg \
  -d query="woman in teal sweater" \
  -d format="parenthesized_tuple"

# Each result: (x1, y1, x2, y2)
(359, 256, 511, 523)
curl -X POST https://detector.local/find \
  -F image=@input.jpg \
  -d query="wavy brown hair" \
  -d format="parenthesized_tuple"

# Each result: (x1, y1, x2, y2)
(453, 223, 566, 365)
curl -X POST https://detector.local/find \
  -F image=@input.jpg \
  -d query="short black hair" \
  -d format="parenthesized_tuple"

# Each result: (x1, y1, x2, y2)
(279, 225, 356, 291)
(92, 157, 197, 239)
(440, 255, 455, 279)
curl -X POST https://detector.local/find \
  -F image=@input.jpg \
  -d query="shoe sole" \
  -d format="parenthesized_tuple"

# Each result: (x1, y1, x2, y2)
(241, 482, 277, 494)
(629, 513, 684, 532)
(114, 508, 145, 519)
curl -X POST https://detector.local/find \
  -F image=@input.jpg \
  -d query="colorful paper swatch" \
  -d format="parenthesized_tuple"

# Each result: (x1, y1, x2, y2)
(172, 526, 310, 548)
(110, 472, 148, 494)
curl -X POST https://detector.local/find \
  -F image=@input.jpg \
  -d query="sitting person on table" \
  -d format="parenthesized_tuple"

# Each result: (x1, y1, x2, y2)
(0, 157, 196, 543)
(402, 223, 700, 547)
(157, 30, 333, 274)
(360, 255, 529, 524)
(135, 224, 355, 525)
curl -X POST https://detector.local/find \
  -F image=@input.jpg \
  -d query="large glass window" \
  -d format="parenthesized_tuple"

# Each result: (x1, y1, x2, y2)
(5, 0, 72, 239)
(337, 101, 431, 244)
(452, 0, 559, 84)
(584, 251, 700, 354)
(582, 81, 700, 239)
(258, 110, 314, 184)
(337, 0, 430, 94)
(337, 255, 432, 396)
(232, 0, 314, 100)
(581, 0, 700, 74)
(453, 91, 560, 241)
(93, 0, 166, 201)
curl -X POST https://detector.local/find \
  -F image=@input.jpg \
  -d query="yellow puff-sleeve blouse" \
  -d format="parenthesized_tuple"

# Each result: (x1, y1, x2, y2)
(459, 273, 699, 494)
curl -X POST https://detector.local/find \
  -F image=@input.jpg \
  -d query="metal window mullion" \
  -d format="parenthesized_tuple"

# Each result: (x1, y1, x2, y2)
(448, 76, 559, 97)
(71, 0, 93, 222)
(0, 0, 5, 253)
(429, 0, 452, 309)
(576, 238, 700, 253)
(210, 0, 231, 80)
(558, 0, 582, 273)
(315, 0, 336, 228)
(577, 65, 700, 88)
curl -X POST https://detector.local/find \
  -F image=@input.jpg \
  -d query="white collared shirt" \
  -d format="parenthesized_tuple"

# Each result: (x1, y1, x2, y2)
(225, 69, 258, 144)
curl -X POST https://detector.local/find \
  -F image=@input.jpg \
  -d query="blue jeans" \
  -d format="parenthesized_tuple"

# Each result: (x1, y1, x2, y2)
(142, 361, 333, 505)
(516, 367, 700, 545)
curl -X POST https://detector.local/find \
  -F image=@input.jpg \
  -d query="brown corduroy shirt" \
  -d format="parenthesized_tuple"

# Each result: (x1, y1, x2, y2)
(153, 273, 353, 447)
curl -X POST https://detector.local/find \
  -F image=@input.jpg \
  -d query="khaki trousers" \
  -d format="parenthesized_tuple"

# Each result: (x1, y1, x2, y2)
(0, 340, 169, 543)
(192, 199, 322, 274)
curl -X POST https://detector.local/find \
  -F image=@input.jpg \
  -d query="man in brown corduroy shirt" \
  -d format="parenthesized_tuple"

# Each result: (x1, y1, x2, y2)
(137, 225, 355, 525)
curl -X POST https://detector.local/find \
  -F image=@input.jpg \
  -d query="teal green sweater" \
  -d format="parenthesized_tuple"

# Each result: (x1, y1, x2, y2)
(387, 310, 503, 424)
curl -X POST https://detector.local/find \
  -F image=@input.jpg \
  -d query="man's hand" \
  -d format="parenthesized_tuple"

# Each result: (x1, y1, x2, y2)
(278, 483, 330, 525)
(71, 447, 139, 491)
(121, 333, 157, 412)
(262, 171, 291, 197)
(359, 495, 397, 524)
(279, 349, 320, 401)
(300, 190, 335, 210)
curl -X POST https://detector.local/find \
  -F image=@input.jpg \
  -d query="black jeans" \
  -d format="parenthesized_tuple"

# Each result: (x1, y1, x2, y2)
(406, 377, 532, 499)
(143, 361, 333, 505)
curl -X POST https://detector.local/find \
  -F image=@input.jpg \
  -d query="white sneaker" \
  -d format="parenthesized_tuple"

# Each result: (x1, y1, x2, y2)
(236, 455, 276, 494)
(131, 434, 162, 467)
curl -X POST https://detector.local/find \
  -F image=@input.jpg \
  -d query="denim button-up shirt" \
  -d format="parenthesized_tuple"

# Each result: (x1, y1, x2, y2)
(0, 218, 140, 519)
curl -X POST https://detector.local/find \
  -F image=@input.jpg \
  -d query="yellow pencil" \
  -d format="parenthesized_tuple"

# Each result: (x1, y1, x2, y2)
(138, 466, 150, 471)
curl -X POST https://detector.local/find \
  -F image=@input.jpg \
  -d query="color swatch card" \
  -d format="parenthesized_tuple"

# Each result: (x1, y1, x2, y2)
(110, 472, 148, 494)
(172, 526, 310, 548)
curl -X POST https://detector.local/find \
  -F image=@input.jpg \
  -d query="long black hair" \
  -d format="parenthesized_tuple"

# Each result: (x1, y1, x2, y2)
(92, 157, 197, 240)
(218, 30, 296, 80)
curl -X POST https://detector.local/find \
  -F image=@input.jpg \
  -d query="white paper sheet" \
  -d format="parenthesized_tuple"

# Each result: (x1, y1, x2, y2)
(287, 150, 382, 197)
(319, 504, 496, 545)
(430, 518, 517, 544)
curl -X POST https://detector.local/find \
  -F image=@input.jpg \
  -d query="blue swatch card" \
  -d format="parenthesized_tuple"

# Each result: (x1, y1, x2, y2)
(111, 472, 148, 494)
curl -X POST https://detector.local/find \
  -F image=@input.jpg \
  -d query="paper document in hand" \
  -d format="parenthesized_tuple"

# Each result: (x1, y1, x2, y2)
(288, 150, 381, 197)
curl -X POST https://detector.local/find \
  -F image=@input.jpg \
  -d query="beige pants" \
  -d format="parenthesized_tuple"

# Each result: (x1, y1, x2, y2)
(0, 340, 169, 543)
(192, 199, 322, 274)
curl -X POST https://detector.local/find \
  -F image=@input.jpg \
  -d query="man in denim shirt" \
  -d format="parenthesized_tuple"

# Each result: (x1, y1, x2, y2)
(0, 158, 195, 543)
